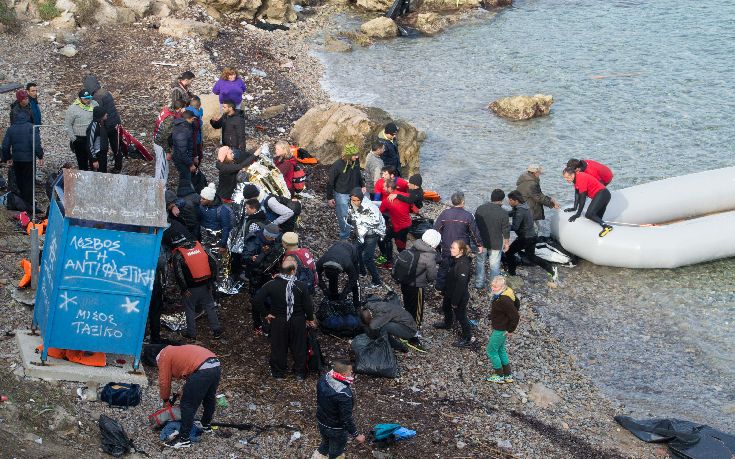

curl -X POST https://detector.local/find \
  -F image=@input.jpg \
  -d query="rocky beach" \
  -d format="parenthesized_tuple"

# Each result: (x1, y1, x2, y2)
(0, 1, 687, 457)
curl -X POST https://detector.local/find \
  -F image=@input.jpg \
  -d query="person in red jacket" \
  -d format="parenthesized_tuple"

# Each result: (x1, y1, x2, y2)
(274, 140, 297, 194)
(563, 167, 613, 237)
(157, 344, 221, 449)
(566, 158, 613, 185)
(379, 180, 412, 253)
(373, 166, 408, 202)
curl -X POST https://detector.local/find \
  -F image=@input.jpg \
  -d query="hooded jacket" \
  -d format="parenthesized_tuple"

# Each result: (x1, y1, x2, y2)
(316, 371, 358, 436)
(316, 241, 359, 285)
(9, 101, 33, 125)
(171, 80, 193, 106)
(364, 295, 418, 335)
(433, 206, 483, 255)
(378, 130, 401, 177)
(2, 111, 43, 162)
(474, 202, 510, 251)
(326, 157, 364, 199)
(445, 254, 471, 306)
(516, 171, 554, 221)
(82, 75, 121, 127)
(64, 98, 99, 140)
(209, 109, 247, 151)
(347, 196, 385, 243)
(490, 287, 520, 332)
(411, 239, 439, 288)
(86, 106, 108, 162)
(510, 203, 535, 239)
(171, 118, 193, 166)
(198, 202, 233, 247)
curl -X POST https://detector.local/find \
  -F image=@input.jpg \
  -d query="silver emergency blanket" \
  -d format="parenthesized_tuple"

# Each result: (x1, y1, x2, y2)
(202, 227, 243, 295)
(347, 197, 386, 243)
(161, 312, 187, 332)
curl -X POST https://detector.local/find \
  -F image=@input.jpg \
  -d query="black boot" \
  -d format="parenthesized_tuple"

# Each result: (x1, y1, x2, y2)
(452, 336, 476, 348)
(433, 322, 451, 330)
(502, 364, 513, 383)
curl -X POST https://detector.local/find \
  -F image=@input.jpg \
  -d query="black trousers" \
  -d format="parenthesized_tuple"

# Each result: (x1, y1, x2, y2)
(180, 365, 221, 439)
(400, 283, 424, 328)
(269, 315, 307, 378)
(92, 148, 108, 173)
(442, 289, 471, 339)
(71, 136, 88, 171)
(12, 161, 33, 211)
(506, 236, 554, 276)
(147, 279, 163, 343)
(318, 424, 348, 458)
(435, 254, 451, 291)
(586, 188, 611, 227)
(325, 269, 360, 309)
(105, 124, 122, 171)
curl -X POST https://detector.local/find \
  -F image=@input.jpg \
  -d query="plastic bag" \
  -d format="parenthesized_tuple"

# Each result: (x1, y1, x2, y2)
(99, 414, 135, 457)
(351, 334, 399, 378)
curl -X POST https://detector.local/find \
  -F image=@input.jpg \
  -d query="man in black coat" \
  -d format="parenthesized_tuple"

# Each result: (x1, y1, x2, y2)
(474, 188, 510, 289)
(378, 122, 401, 177)
(83, 75, 124, 173)
(1, 110, 43, 211)
(172, 111, 196, 197)
(253, 259, 315, 379)
(316, 241, 361, 310)
(209, 100, 247, 152)
(506, 190, 557, 281)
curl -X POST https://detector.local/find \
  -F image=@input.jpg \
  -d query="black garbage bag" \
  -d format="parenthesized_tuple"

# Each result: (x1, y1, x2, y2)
(98, 414, 136, 457)
(351, 333, 399, 378)
(317, 298, 362, 338)
(614, 416, 735, 459)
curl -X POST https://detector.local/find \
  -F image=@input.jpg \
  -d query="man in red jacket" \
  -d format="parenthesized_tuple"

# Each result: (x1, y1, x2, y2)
(566, 158, 613, 185)
(157, 344, 221, 449)
(373, 166, 408, 202)
(563, 167, 613, 237)
(379, 180, 412, 254)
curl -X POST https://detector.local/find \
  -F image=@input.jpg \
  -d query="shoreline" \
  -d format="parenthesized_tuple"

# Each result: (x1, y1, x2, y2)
(0, 13, 660, 458)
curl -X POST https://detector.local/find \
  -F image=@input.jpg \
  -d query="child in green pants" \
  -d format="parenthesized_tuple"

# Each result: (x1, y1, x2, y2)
(485, 276, 520, 383)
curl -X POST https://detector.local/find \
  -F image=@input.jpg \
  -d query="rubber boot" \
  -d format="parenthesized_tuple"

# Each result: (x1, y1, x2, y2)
(19, 259, 32, 288)
(502, 364, 513, 383)
(310, 451, 328, 459)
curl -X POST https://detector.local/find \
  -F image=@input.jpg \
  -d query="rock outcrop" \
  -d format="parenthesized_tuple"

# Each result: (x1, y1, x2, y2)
(50, 11, 77, 31)
(290, 103, 424, 177)
(413, 0, 481, 11)
(360, 17, 398, 39)
(200, 94, 221, 142)
(159, 17, 219, 39)
(199, 0, 297, 23)
(415, 12, 447, 35)
(257, 0, 297, 23)
(489, 94, 554, 120)
(324, 34, 353, 53)
(356, 0, 391, 11)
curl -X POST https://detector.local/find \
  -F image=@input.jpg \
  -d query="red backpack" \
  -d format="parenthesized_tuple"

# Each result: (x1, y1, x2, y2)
(175, 241, 212, 282)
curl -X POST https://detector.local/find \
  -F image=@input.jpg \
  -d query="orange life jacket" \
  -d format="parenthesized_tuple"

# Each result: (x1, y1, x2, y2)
(175, 241, 212, 282)
(65, 349, 107, 367)
(35, 344, 66, 359)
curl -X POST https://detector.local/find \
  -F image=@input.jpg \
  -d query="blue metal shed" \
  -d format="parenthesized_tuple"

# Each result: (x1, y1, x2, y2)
(33, 170, 167, 370)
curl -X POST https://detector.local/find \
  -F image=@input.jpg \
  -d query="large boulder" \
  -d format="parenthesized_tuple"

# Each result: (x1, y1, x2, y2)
(360, 17, 398, 39)
(50, 11, 77, 30)
(489, 94, 554, 120)
(200, 94, 221, 141)
(413, 0, 480, 11)
(355, 0, 391, 11)
(122, 0, 152, 17)
(415, 12, 447, 35)
(257, 0, 297, 23)
(198, 0, 262, 19)
(324, 34, 353, 53)
(55, 0, 77, 12)
(290, 103, 424, 176)
(94, 0, 136, 24)
(159, 17, 219, 39)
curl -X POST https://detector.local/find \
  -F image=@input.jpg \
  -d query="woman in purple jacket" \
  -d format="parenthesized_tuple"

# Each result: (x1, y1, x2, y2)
(212, 67, 247, 110)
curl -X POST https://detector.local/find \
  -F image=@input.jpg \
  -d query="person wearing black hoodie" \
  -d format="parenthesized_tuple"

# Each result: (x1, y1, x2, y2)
(209, 100, 247, 152)
(83, 75, 124, 173)
(86, 106, 108, 172)
(433, 239, 475, 348)
(1, 110, 43, 211)
(172, 110, 196, 197)
(506, 190, 558, 281)
(316, 241, 361, 310)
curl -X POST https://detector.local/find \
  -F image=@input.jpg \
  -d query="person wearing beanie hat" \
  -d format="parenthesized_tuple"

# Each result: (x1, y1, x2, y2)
(216, 146, 259, 201)
(379, 122, 401, 177)
(242, 183, 260, 200)
(516, 164, 559, 237)
(474, 189, 510, 289)
(282, 232, 319, 294)
(198, 183, 233, 249)
(10, 89, 33, 125)
(262, 223, 281, 239)
(348, 187, 385, 287)
(421, 229, 441, 248)
(327, 144, 365, 240)
(86, 106, 108, 172)
(2, 102, 44, 211)
(64, 89, 99, 171)
(388, 172, 424, 211)
(281, 232, 299, 247)
(200, 183, 217, 201)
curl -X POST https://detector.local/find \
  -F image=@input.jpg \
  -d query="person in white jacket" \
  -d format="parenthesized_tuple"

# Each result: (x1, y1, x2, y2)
(64, 90, 98, 170)
(347, 187, 386, 287)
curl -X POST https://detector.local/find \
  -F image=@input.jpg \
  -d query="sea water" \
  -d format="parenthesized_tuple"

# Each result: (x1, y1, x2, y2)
(316, 0, 735, 430)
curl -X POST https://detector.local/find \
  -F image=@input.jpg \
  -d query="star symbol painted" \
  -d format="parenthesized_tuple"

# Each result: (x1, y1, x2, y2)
(120, 297, 140, 314)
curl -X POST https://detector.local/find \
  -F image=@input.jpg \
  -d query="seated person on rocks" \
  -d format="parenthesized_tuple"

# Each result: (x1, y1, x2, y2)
(282, 231, 319, 294)
(157, 344, 221, 449)
(359, 295, 420, 353)
(316, 241, 361, 311)
(170, 232, 222, 340)
(252, 257, 316, 380)
(241, 183, 296, 231)
(216, 145, 259, 202)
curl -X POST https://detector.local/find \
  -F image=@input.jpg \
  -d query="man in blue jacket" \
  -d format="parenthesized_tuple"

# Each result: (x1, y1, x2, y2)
(172, 110, 196, 197)
(2, 110, 43, 211)
(26, 83, 42, 125)
(313, 360, 365, 459)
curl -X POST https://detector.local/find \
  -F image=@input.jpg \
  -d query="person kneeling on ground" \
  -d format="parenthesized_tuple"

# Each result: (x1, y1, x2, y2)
(485, 276, 520, 384)
(563, 166, 613, 237)
(317, 241, 361, 311)
(158, 344, 221, 449)
(253, 258, 315, 380)
(170, 232, 222, 340)
(313, 360, 365, 459)
(360, 295, 421, 353)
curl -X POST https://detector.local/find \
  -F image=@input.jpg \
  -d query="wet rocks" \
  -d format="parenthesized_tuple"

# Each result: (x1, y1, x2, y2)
(258, 0, 298, 23)
(356, 0, 392, 11)
(324, 34, 352, 53)
(360, 17, 398, 39)
(159, 17, 219, 39)
(415, 12, 447, 35)
(489, 94, 554, 120)
(260, 104, 286, 119)
(290, 103, 424, 176)
(529, 382, 562, 408)
(414, 0, 481, 11)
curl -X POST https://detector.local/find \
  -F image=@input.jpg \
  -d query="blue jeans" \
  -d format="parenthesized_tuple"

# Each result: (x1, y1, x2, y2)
(358, 234, 381, 284)
(334, 192, 351, 240)
(475, 249, 502, 288)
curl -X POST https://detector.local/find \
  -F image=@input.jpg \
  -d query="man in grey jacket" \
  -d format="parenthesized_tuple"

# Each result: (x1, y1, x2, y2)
(506, 190, 557, 281)
(363, 141, 384, 197)
(360, 294, 419, 353)
(516, 164, 559, 237)
(64, 90, 98, 171)
(474, 189, 510, 289)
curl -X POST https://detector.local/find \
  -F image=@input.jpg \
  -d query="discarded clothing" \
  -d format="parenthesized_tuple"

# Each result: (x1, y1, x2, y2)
(160, 421, 203, 442)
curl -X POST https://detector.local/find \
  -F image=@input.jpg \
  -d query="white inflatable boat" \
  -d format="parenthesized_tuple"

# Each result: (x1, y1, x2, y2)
(550, 166, 735, 268)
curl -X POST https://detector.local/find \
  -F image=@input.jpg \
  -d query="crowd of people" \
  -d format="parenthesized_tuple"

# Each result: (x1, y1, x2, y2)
(1, 70, 616, 455)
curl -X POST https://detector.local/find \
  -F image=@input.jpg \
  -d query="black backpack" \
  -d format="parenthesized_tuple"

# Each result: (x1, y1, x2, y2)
(265, 194, 302, 231)
(306, 329, 326, 373)
(391, 247, 420, 285)
(98, 414, 136, 457)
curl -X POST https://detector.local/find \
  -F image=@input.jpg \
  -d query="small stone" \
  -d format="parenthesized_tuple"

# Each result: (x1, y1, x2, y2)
(260, 104, 286, 119)
(251, 67, 267, 78)
(456, 440, 466, 449)
(562, 422, 570, 430)
(497, 439, 512, 450)
(58, 44, 78, 57)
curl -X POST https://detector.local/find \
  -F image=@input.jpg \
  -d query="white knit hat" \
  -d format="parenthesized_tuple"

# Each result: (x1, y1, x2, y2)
(200, 183, 216, 201)
(422, 229, 441, 248)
